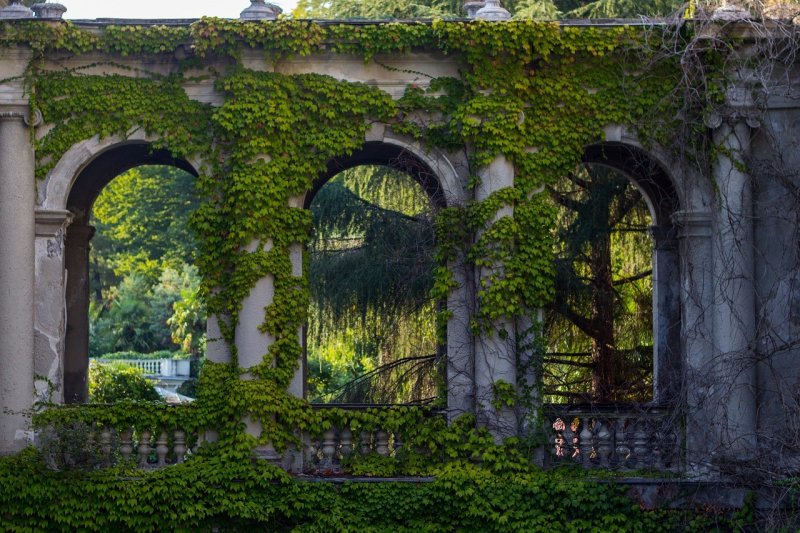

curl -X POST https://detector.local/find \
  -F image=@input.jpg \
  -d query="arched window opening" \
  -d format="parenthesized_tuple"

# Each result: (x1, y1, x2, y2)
(544, 162, 654, 404)
(87, 165, 204, 403)
(63, 148, 202, 405)
(307, 164, 442, 405)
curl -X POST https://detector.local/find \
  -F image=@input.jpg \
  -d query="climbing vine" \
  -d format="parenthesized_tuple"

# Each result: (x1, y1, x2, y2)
(15, 18, 687, 474)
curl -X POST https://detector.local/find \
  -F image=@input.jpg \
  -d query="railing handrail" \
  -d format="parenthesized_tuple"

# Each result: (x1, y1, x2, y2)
(311, 402, 442, 410)
(90, 357, 191, 378)
(542, 403, 673, 417)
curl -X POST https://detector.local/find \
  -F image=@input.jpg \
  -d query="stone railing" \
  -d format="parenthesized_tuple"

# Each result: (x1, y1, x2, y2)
(91, 358, 191, 378)
(38, 422, 202, 470)
(541, 404, 680, 471)
(39, 404, 679, 473)
(300, 404, 425, 474)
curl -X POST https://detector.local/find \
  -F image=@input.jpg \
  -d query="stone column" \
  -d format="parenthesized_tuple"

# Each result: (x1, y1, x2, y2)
(446, 258, 475, 421)
(650, 225, 681, 405)
(473, 155, 517, 440)
(63, 223, 94, 404)
(710, 118, 758, 460)
(233, 237, 304, 468)
(206, 313, 232, 364)
(34, 209, 72, 404)
(0, 107, 36, 453)
(234, 241, 276, 373)
(673, 210, 715, 476)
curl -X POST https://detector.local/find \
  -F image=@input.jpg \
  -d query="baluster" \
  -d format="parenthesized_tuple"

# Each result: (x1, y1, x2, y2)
(563, 420, 575, 462)
(596, 420, 613, 468)
(393, 431, 403, 456)
(339, 427, 353, 458)
(137, 430, 152, 468)
(375, 430, 389, 457)
(661, 427, 677, 471)
(173, 430, 187, 464)
(579, 418, 593, 468)
(305, 435, 320, 472)
(155, 431, 169, 467)
(360, 431, 372, 455)
(321, 428, 337, 469)
(615, 417, 630, 470)
(86, 424, 97, 459)
(120, 429, 134, 463)
(99, 429, 112, 467)
(552, 418, 566, 460)
(569, 419, 580, 460)
(652, 428, 664, 470)
(633, 422, 649, 469)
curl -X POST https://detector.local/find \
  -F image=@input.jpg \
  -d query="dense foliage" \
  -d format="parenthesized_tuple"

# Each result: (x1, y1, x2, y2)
(0, 446, 750, 532)
(308, 166, 439, 403)
(88, 362, 162, 404)
(89, 166, 205, 361)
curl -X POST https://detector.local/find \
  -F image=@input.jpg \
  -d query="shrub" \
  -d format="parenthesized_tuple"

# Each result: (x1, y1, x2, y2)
(88, 361, 162, 403)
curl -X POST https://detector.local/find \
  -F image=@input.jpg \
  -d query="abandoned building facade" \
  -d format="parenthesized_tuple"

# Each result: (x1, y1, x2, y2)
(0, 4, 798, 487)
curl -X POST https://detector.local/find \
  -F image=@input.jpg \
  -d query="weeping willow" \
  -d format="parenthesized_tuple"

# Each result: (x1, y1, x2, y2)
(544, 164, 654, 404)
(307, 165, 441, 404)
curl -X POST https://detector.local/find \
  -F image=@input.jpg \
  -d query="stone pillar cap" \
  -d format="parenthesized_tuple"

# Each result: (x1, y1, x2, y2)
(464, 0, 486, 19)
(32, 2, 68, 19)
(240, 0, 283, 21)
(0, 1, 34, 19)
(475, 0, 511, 20)
(711, 2, 750, 20)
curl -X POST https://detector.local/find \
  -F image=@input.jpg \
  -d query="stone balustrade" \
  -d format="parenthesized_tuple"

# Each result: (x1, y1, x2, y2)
(302, 404, 414, 474)
(91, 358, 191, 378)
(304, 424, 402, 474)
(542, 404, 680, 471)
(39, 422, 201, 470)
(39, 404, 681, 473)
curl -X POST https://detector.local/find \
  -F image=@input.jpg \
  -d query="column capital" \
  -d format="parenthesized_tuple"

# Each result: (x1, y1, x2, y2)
(35, 208, 72, 237)
(703, 106, 761, 130)
(0, 106, 41, 126)
(672, 210, 713, 239)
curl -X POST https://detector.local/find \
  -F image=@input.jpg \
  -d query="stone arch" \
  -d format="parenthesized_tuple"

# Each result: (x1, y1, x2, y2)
(47, 135, 200, 403)
(305, 136, 466, 210)
(301, 136, 468, 405)
(578, 140, 683, 405)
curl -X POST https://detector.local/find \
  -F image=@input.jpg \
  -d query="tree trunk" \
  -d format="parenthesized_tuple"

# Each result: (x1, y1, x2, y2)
(589, 199, 616, 402)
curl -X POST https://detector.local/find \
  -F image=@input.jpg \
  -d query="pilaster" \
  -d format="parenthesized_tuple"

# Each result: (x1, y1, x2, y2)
(33, 208, 72, 404)
(0, 106, 36, 453)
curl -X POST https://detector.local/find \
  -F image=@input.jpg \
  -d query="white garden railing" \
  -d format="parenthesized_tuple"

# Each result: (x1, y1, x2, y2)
(91, 358, 191, 378)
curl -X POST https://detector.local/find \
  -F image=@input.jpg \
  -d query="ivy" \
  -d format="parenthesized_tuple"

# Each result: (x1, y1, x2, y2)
(20, 18, 686, 490)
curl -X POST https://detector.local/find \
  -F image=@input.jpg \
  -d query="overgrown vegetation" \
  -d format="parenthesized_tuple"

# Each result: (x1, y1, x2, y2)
(308, 166, 440, 404)
(26, 16, 685, 453)
(0, 7, 764, 528)
(0, 445, 749, 531)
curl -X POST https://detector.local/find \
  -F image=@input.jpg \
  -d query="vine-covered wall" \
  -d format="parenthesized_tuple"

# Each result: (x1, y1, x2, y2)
(22, 17, 684, 454)
(0, 16, 776, 530)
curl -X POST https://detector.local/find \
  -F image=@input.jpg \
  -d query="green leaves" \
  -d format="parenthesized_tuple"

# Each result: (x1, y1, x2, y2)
(27, 19, 685, 476)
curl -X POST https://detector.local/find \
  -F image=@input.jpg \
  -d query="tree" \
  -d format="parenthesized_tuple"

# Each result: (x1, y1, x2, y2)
(545, 164, 653, 403)
(295, 0, 684, 20)
(308, 166, 440, 403)
(89, 166, 205, 359)
(91, 165, 198, 289)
